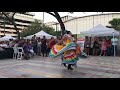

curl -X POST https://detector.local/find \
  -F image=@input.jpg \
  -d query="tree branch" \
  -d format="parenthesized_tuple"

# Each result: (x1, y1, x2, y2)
(46, 12, 56, 17)
(12, 12, 16, 19)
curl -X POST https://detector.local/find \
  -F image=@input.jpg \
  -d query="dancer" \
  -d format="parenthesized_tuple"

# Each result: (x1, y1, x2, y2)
(49, 30, 80, 70)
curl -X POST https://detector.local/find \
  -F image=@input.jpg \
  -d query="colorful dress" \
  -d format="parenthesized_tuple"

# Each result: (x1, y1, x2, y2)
(49, 34, 79, 65)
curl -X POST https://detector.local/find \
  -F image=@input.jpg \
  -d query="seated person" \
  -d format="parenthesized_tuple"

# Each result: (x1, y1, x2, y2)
(0, 46, 4, 51)
(0, 46, 6, 59)
(28, 42, 34, 55)
(23, 41, 34, 59)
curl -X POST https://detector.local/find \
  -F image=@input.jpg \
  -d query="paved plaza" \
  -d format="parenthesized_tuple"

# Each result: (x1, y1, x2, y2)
(0, 56, 119, 78)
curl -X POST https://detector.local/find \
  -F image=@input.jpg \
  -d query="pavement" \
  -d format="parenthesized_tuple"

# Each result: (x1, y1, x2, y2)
(0, 56, 120, 78)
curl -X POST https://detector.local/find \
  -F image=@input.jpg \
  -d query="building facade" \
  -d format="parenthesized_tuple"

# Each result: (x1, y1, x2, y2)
(46, 13, 120, 34)
(0, 12, 35, 37)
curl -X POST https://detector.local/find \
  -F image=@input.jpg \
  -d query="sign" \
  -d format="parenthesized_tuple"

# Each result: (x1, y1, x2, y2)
(77, 34, 85, 51)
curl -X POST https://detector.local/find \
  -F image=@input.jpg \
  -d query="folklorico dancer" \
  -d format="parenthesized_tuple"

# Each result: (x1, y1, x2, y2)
(49, 30, 81, 70)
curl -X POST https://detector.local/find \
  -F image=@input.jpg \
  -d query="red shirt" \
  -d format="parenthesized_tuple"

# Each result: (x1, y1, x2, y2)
(106, 40, 111, 47)
(50, 40, 56, 48)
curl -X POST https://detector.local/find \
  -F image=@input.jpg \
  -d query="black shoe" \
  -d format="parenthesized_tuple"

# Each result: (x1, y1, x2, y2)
(67, 64, 73, 70)
(63, 63, 67, 67)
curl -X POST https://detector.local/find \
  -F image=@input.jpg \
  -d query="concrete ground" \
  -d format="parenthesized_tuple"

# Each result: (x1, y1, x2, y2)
(0, 56, 120, 78)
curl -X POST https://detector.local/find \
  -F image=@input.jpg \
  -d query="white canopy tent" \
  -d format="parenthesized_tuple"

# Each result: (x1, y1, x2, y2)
(80, 24, 120, 56)
(0, 35, 16, 41)
(26, 30, 56, 39)
(80, 24, 120, 37)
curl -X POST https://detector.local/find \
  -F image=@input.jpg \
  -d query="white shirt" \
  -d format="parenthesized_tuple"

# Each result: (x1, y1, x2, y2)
(0, 44, 9, 48)
(38, 42, 41, 46)
(9, 41, 14, 47)
(111, 38, 118, 45)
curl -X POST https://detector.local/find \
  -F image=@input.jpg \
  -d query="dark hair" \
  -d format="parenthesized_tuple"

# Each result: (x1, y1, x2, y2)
(66, 31, 71, 34)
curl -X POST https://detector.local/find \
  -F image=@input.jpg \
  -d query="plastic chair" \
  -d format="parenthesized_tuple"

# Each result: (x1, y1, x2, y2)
(17, 47, 24, 60)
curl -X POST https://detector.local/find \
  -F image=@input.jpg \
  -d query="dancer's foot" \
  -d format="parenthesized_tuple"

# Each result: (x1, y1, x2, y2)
(67, 64, 73, 70)
(63, 63, 67, 67)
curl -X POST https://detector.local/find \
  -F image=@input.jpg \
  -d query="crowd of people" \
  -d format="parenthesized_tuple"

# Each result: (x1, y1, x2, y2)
(0, 30, 82, 70)
(0, 35, 61, 60)
(84, 36, 119, 56)
(0, 31, 119, 70)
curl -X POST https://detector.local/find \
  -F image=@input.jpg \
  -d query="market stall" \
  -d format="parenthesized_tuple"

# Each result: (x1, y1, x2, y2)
(80, 24, 120, 56)
(26, 30, 56, 39)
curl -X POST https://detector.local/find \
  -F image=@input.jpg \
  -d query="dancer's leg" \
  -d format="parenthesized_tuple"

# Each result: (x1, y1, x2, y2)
(67, 64, 73, 70)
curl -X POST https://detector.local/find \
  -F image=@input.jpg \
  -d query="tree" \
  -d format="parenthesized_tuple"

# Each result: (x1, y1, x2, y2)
(21, 19, 56, 37)
(46, 12, 103, 35)
(109, 18, 120, 31)
(46, 12, 65, 35)
(1, 12, 26, 39)
(21, 19, 42, 37)
(1, 12, 102, 39)
(54, 31, 61, 36)
(109, 18, 120, 51)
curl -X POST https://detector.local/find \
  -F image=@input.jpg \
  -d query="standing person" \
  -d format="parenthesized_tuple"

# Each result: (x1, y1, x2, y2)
(41, 36, 47, 57)
(100, 39, 107, 56)
(84, 39, 90, 56)
(49, 30, 79, 70)
(49, 37, 56, 50)
(13, 40, 19, 59)
(46, 39, 51, 56)
(93, 39, 99, 56)
(106, 38, 112, 56)
(18, 39, 25, 47)
(23, 40, 30, 60)
(31, 35, 38, 55)
(9, 39, 14, 48)
(56, 36, 61, 43)
(37, 37, 41, 56)
(111, 37, 118, 56)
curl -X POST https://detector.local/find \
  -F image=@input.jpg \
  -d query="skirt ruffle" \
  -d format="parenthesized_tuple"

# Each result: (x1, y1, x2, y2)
(49, 42, 76, 58)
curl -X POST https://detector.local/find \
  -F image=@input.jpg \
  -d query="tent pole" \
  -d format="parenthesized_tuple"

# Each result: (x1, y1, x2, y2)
(113, 32, 115, 56)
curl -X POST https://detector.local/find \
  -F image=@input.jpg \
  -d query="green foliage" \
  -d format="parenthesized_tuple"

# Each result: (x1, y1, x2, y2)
(21, 19, 42, 37)
(20, 19, 60, 37)
(53, 31, 61, 36)
(109, 18, 120, 31)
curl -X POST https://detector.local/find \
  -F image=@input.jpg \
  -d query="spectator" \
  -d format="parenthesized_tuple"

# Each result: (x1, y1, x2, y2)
(111, 37, 118, 56)
(100, 39, 107, 56)
(56, 36, 61, 43)
(18, 39, 25, 47)
(31, 35, 38, 55)
(9, 39, 14, 48)
(23, 40, 30, 60)
(41, 36, 47, 57)
(50, 37, 56, 49)
(85, 39, 90, 56)
(37, 37, 41, 56)
(93, 39, 99, 56)
(106, 38, 112, 56)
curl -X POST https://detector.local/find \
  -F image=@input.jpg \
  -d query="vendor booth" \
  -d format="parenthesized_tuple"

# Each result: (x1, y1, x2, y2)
(80, 24, 120, 56)
(26, 30, 56, 39)
(0, 35, 16, 41)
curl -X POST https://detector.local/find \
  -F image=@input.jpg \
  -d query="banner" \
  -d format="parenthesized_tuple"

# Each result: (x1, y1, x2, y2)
(77, 34, 85, 51)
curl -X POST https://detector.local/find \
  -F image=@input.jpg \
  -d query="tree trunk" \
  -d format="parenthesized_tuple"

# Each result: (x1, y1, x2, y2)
(46, 12, 65, 35)
(2, 13, 20, 40)
(11, 19, 20, 40)
(54, 12, 65, 35)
